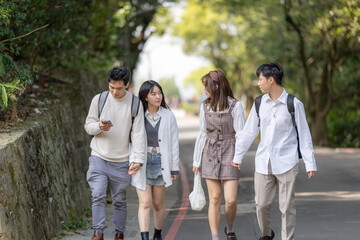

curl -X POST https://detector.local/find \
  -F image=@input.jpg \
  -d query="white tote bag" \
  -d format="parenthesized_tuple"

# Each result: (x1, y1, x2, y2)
(189, 173, 206, 211)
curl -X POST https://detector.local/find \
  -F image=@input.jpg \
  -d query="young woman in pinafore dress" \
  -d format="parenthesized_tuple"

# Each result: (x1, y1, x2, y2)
(193, 70, 245, 240)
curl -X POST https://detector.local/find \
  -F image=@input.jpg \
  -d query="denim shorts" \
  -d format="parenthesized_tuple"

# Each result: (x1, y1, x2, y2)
(146, 151, 164, 186)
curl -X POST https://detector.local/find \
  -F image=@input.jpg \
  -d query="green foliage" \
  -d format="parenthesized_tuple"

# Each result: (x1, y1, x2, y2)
(173, 0, 360, 146)
(0, 52, 31, 110)
(184, 65, 215, 94)
(327, 96, 360, 148)
(150, 4, 175, 36)
(173, 0, 290, 102)
(0, 0, 175, 78)
(0, 0, 173, 119)
(282, 0, 360, 145)
(57, 206, 90, 237)
(159, 77, 180, 97)
(181, 101, 200, 115)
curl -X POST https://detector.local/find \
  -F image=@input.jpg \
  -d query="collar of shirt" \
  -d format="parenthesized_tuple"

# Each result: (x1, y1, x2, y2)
(145, 107, 162, 125)
(263, 88, 287, 105)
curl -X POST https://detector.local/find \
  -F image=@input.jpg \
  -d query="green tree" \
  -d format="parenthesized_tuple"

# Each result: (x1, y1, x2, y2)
(173, 0, 290, 115)
(184, 65, 215, 93)
(0, 0, 175, 119)
(283, 0, 360, 145)
(173, 0, 360, 146)
(159, 77, 180, 97)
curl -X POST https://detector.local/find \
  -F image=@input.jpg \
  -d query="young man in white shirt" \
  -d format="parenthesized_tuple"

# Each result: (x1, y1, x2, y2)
(231, 62, 317, 240)
(84, 67, 146, 240)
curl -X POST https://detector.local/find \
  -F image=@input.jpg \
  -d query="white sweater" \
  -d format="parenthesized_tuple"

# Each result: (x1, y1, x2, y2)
(84, 91, 146, 163)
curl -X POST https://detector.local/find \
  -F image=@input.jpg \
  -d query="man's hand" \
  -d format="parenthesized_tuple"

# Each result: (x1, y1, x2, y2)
(99, 119, 113, 131)
(307, 171, 316, 179)
(171, 175, 179, 180)
(128, 163, 141, 175)
(193, 166, 200, 175)
(231, 160, 242, 170)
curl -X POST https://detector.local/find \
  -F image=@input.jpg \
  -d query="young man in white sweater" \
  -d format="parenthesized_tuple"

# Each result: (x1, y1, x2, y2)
(84, 67, 146, 240)
(231, 63, 317, 240)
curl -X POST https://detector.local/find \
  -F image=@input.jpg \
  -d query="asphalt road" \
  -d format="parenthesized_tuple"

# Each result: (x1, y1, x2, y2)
(59, 114, 360, 240)
(164, 115, 360, 240)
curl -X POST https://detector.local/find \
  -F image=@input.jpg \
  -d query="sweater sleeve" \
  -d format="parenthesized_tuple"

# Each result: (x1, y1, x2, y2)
(84, 94, 103, 136)
(130, 102, 147, 165)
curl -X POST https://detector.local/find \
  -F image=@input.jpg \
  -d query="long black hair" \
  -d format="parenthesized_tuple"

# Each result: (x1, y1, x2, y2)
(138, 80, 169, 112)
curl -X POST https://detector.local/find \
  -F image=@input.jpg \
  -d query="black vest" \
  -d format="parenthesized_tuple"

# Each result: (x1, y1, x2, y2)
(145, 118, 161, 147)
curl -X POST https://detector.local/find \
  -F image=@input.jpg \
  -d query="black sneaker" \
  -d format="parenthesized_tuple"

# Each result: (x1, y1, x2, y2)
(259, 230, 275, 240)
(224, 227, 237, 240)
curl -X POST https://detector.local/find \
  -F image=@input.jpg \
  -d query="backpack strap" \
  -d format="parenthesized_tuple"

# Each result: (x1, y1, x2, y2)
(255, 95, 263, 127)
(287, 94, 296, 128)
(129, 95, 140, 143)
(131, 95, 140, 125)
(98, 90, 109, 119)
(287, 94, 302, 159)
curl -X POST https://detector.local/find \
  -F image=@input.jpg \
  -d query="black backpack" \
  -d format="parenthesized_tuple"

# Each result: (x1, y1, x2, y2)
(97, 90, 140, 125)
(254, 94, 302, 159)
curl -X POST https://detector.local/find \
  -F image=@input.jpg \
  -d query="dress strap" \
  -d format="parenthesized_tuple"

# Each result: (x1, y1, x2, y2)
(228, 98, 238, 112)
(203, 103, 208, 113)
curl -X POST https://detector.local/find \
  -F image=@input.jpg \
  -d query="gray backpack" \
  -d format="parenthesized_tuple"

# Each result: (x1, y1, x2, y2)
(97, 90, 140, 125)
(255, 94, 302, 159)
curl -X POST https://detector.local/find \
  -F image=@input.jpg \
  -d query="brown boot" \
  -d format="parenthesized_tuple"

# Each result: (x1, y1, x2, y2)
(91, 230, 104, 240)
(115, 232, 124, 240)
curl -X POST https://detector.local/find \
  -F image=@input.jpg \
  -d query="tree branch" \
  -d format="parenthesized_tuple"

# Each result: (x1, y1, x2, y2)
(283, 1, 313, 102)
(333, 85, 360, 103)
(0, 24, 49, 44)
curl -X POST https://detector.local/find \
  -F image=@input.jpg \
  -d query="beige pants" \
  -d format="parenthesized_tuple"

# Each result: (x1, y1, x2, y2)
(254, 163, 299, 240)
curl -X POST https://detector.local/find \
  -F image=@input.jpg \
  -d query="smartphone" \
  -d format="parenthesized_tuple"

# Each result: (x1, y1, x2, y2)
(102, 120, 112, 125)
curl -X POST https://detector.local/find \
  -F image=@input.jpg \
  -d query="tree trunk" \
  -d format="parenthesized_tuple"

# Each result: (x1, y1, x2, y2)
(310, 110, 329, 146)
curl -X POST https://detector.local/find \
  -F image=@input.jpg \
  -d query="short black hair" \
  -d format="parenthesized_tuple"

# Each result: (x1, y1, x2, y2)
(108, 67, 131, 85)
(256, 62, 283, 86)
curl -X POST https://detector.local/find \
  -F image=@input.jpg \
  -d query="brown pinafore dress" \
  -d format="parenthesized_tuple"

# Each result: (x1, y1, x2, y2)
(201, 100, 240, 180)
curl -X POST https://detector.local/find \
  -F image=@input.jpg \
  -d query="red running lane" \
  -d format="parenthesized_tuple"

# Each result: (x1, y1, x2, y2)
(164, 160, 190, 240)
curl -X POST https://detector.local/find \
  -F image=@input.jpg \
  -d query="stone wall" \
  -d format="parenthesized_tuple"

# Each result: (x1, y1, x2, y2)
(0, 70, 106, 240)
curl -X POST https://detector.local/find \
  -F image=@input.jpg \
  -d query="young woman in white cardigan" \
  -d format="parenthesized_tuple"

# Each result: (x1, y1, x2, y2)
(130, 80, 180, 240)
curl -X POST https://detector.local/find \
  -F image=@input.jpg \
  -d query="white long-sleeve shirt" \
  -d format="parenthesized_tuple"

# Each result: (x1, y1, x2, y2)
(192, 97, 245, 168)
(233, 89, 317, 175)
(84, 91, 146, 163)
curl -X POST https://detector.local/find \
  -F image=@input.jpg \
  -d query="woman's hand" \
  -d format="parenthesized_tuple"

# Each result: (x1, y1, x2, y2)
(231, 160, 242, 170)
(193, 166, 200, 175)
(171, 175, 179, 180)
(128, 162, 141, 175)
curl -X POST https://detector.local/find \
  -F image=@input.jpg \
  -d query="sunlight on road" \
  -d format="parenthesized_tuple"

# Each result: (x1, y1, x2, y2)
(173, 109, 200, 141)
(296, 191, 360, 201)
